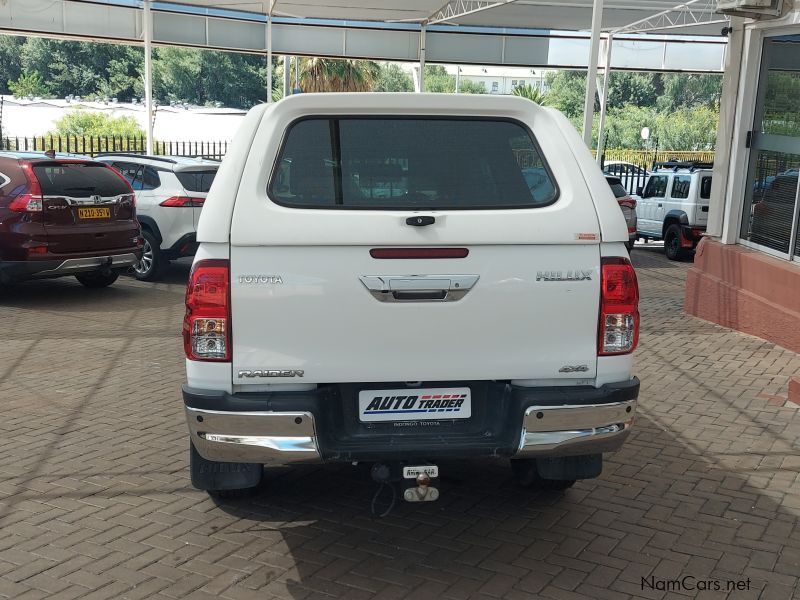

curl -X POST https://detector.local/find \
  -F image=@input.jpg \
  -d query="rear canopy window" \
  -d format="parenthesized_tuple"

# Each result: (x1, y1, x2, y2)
(34, 163, 131, 198)
(176, 170, 217, 193)
(269, 118, 558, 209)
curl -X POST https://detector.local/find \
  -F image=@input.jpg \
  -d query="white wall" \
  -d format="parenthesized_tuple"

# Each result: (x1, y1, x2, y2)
(0, 96, 245, 142)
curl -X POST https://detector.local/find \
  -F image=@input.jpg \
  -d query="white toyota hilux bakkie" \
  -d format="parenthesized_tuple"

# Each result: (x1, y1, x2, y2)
(182, 93, 640, 502)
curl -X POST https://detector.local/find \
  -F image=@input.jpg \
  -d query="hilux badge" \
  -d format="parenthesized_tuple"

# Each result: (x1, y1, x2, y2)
(536, 270, 592, 282)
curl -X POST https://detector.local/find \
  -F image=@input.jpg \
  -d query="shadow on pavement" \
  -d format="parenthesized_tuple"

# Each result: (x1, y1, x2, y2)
(205, 406, 798, 599)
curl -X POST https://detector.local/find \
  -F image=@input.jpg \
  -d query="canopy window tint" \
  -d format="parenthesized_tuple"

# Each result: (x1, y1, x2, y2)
(269, 118, 557, 210)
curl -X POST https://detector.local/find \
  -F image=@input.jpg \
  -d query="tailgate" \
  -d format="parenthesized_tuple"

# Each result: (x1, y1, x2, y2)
(35, 162, 136, 254)
(231, 244, 600, 383)
(227, 110, 606, 386)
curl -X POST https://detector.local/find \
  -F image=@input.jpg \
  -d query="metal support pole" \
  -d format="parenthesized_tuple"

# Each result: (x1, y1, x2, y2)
(596, 33, 614, 164)
(582, 0, 604, 147)
(266, 0, 274, 103)
(455, 65, 461, 94)
(418, 24, 427, 93)
(143, 0, 154, 154)
(283, 56, 291, 97)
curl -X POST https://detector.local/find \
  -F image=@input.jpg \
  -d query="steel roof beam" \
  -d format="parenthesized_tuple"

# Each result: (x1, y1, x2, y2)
(427, 0, 520, 25)
(610, 0, 728, 34)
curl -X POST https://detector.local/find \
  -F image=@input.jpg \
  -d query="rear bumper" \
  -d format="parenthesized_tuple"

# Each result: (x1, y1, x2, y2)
(183, 379, 639, 464)
(0, 252, 140, 282)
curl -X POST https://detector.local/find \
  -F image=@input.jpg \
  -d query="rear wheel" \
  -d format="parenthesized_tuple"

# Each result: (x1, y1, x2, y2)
(664, 224, 688, 261)
(75, 271, 119, 288)
(510, 459, 575, 491)
(190, 441, 262, 498)
(625, 240, 635, 252)
(133, 230, 166, 281)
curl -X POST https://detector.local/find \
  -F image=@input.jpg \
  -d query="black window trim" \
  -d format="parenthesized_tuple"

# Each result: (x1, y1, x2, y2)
(266, 115, 561, 211)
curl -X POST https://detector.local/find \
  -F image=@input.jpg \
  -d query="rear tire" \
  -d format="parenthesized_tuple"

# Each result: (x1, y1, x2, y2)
(190, 441, 262, 497)
(133, 230, 165, 281)
(664, 224, 688, 261)
(625, 240, 635, 252)
(510, 459, 575, 491)
(75, 271, 119, 289)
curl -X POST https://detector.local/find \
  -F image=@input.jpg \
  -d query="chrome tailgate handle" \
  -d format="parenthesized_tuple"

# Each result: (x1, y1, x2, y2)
(359, 275, 479, 303)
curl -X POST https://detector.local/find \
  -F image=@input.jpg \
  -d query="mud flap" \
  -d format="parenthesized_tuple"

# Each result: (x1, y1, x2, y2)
(189, 441, 263, 491)
(536, 454, 602, 480)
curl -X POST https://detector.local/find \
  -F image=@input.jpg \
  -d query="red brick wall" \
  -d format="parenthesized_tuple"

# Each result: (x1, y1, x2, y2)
(685, 238, 800, 353)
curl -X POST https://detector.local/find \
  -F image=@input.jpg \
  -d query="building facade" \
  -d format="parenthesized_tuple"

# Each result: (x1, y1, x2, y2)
(687, 2, 800, 352)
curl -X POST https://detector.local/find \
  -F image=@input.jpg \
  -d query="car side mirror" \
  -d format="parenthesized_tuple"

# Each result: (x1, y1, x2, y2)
(637, 187, 644, 197)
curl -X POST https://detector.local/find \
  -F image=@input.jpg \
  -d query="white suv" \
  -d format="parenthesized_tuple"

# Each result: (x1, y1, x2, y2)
(635, 162, 712, 260)
(96, 154, 219, 279)
(182, 94, 640, 502)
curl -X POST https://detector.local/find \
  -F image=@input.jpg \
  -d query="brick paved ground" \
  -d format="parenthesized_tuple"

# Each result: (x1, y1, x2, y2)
(1, 246, 799, 600)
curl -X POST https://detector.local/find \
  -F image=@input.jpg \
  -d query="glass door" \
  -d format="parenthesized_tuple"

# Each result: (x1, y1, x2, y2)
(740, 34, 800, 260)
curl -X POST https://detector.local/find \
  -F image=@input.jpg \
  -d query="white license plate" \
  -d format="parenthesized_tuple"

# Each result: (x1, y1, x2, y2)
(403, 465, 438, 479)
(358, 387, 471, 422)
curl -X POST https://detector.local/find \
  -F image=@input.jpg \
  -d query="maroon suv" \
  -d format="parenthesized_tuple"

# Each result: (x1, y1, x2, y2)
(0, 151, 142, 288)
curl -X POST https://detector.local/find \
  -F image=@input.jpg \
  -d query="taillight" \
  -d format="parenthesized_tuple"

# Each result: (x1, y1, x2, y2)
(9, 163, 43, 213)
(161, 196, 205, 207)
(183, 259, 230, 362)
(618, 198, 636, 209)
(598, 257, 639, 356)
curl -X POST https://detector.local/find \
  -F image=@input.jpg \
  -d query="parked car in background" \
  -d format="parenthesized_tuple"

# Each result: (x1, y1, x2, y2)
(606, 175, 637, 251)
(635, 161, 712, 261)
(0, 151, 141, 288)
(95, 154, 219, 280)
(603, 160, 649, 196)
(182, 93, 640, 501)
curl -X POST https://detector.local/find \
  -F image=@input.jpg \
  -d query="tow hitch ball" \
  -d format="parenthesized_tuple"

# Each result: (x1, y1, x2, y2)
(401, 465, 440, 502)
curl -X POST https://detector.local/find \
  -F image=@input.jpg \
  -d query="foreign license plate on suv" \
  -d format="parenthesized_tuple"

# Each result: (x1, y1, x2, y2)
(358, 387, 472, 423)
(78, 207, 110, 219)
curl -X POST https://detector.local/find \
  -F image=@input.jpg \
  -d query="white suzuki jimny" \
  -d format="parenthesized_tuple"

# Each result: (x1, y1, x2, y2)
(182, 93, 640, 502)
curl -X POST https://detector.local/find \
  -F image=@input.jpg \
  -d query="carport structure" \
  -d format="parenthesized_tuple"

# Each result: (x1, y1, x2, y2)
(1, 0, 729, 155)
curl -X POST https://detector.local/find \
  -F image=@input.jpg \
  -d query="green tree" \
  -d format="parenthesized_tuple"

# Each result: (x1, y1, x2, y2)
(459, 79, 486, 94)
(544, 71, 587, 118)
(20, 38, 142, 100)
(424, 65, 455, 93)
(0, 36, 25, 95)
(658, 73, 722, 111)
(422, 65, 484, 94)
(375, 63, 414, 92)
(607, 72, 661, 110)
(512, 83, 548, 105)
(299, 58, 381, 92)
(48, 109, 145, 138)
(8, 72, 49, 98)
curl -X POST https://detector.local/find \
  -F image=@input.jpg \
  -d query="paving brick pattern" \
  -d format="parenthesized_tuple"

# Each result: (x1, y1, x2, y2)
(1, 246, 799, 600)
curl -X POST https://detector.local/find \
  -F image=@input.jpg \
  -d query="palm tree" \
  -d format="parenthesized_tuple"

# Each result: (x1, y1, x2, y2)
(512, 83, 548, 106)
(299, 58, 381, 93)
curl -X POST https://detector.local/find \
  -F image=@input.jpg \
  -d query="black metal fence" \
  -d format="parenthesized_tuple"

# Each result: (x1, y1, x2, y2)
(0, 135, 229, 160)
